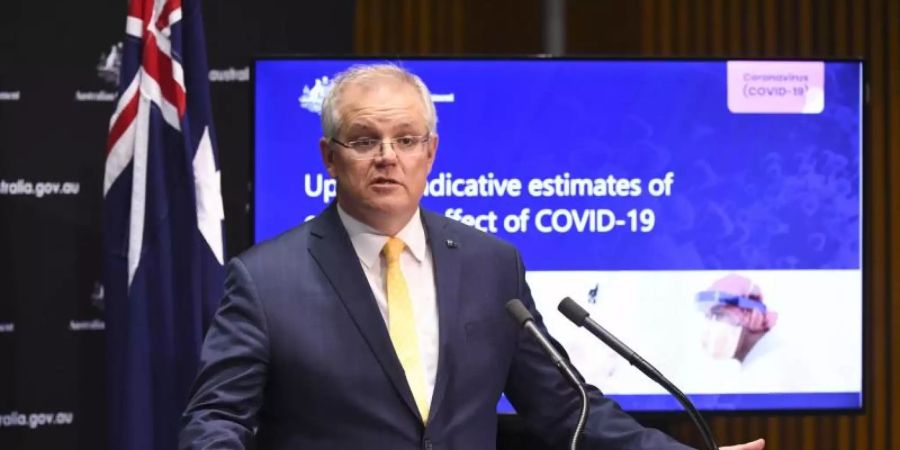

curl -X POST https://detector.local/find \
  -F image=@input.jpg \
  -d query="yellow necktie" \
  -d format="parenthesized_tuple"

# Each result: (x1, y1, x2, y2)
(382, 237, 430, 422)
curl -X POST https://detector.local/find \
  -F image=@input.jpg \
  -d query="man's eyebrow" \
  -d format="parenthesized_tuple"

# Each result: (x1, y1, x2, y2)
(391, 123, 427, 134)
(344, 124, 377, 135)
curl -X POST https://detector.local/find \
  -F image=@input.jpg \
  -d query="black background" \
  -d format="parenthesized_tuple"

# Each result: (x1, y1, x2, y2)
(0, 1, 353, 449)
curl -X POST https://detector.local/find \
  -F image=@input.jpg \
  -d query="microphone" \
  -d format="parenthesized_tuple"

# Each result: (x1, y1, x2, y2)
(558, 297, 719, 450)
(505, 299, 588, 450)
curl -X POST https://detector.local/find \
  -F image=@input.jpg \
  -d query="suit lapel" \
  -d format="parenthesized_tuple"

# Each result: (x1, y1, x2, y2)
(307, 205, 423, 422)
(422, 211, 462, 423)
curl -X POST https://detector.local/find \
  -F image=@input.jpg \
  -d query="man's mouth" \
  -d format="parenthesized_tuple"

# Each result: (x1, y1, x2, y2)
(372, 177, 400, 186)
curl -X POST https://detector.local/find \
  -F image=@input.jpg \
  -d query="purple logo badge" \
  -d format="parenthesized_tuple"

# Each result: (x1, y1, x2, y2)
(727, 61, 825, 114)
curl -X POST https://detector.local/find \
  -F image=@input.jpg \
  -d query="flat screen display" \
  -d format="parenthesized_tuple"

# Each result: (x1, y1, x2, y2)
(253, 58, 863, 412)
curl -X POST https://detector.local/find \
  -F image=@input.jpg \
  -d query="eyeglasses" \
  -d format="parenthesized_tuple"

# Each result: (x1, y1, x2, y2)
(330, 134, 431, 160)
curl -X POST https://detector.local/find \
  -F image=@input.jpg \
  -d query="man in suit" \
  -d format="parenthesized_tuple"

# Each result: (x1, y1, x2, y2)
(180, 64, 765, 450)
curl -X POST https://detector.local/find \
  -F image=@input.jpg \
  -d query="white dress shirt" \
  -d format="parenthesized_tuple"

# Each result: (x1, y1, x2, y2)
(337, 206, 439, 406)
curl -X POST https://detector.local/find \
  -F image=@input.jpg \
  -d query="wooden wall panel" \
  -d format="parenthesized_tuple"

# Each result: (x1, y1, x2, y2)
(354, 1, 900, 448)
(886, 3, 900, 450)
(354, 0, 539, 55)
(639, 2, 900, 449)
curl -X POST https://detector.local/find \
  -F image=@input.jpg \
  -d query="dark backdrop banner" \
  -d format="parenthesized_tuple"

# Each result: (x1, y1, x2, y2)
(0, 1, 353, 449)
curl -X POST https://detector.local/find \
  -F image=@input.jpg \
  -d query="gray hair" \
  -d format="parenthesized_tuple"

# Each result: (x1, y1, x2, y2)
(320, 63, 438, 139)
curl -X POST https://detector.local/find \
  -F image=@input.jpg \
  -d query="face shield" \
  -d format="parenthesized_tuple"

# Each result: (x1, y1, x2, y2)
(695, 274, 778, 362)
(700, 307, 745, 360)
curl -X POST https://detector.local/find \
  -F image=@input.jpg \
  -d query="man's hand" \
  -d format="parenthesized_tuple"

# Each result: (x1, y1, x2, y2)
(720, 438, 765, 450)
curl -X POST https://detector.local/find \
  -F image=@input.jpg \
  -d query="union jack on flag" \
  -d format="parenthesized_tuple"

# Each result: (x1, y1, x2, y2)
(102, 0, 224, 448)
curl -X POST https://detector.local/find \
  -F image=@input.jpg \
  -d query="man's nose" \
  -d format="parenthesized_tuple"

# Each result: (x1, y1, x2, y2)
(373, 142, 400, 162)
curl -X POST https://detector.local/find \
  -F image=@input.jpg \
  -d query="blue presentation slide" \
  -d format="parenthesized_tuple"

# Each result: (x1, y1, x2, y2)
(254, 59, 863, 412)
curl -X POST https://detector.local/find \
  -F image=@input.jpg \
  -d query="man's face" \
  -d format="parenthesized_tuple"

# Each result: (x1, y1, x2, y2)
(320, 79, 437, 230)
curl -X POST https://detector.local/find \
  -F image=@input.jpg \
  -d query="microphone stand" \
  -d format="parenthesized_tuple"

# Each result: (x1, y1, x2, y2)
(554, 348, 589, 450)
(558, 297, 719, 450)
(506, 299, 589, 450)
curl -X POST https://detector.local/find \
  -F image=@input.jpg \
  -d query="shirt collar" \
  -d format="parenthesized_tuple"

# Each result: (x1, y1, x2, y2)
(337, 205, 427, 269)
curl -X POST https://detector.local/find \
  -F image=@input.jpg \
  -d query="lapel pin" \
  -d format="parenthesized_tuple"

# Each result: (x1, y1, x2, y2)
(445, 239, 458, 249)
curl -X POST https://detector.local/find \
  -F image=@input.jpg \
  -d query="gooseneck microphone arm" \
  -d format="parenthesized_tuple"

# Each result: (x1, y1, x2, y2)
(558, 297, 719, 450)
(506, 299, 589, 450)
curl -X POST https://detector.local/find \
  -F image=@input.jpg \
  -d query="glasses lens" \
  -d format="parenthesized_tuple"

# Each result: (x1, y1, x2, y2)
(337, 135, 429, 159)
(394, 137, 416, 150)
(351, 139, 378, 152)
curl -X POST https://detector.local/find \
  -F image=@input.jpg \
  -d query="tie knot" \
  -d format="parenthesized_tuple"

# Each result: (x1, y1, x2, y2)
(382, 237, 406, 263)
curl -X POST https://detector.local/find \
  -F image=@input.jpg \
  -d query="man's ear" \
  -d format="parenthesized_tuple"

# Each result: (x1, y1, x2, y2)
(319, 137, 337, 178)
(425, 133, 439, 175)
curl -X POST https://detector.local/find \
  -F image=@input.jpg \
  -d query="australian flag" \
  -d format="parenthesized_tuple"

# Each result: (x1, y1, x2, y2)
(102, 0, 224, 449)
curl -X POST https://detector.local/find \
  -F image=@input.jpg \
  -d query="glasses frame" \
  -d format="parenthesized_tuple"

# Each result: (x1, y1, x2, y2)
(329, 133, 432, 160)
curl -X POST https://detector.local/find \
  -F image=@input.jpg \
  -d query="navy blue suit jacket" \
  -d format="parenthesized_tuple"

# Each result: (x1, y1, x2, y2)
(180, 205, 693, 450)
